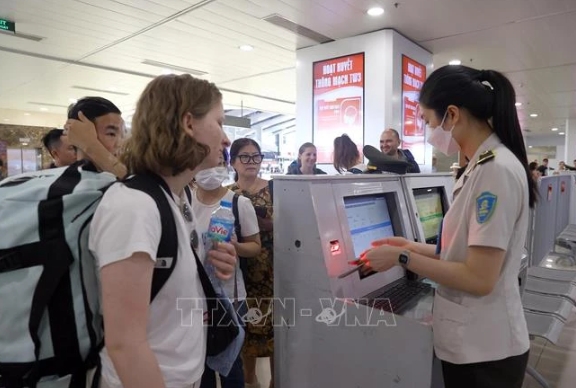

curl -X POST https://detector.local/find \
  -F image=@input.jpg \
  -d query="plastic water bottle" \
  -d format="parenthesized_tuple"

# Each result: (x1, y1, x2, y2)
(205, 200, 235, 281)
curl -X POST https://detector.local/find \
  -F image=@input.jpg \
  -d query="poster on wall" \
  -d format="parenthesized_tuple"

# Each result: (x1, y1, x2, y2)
(402, 55, 427, 164)
(313, 53, 364, 164)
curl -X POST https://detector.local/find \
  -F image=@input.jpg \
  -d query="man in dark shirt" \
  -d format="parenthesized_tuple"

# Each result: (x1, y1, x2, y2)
(379, 128, 420, 173)
(537, 158, 549, 176)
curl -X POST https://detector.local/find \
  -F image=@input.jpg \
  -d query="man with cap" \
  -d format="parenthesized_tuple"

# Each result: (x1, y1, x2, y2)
(65, 96, 127, 178)
(379, 128, 421, 173)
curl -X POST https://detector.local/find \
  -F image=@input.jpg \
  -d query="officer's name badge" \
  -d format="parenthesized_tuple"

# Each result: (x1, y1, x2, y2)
(476, 191, 498, 224)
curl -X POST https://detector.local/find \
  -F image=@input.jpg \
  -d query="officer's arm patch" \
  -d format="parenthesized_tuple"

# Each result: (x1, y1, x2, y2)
(476, 191, 498, 224)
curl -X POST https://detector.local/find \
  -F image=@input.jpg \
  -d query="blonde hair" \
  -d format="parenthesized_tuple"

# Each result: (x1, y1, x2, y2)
(121, 74, 222, 175)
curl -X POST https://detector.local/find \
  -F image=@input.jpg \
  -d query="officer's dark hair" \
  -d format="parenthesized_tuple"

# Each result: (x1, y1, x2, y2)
(419, 65, 537, 208)
(42, 129, 65, 152)
(542, 158, 548, 163)
(333, 134, 359, 173)
(68, 96, 121, 122)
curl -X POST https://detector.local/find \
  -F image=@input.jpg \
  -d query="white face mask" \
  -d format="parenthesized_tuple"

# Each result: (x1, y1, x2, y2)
(195, 166, 229, 190)
(426, 111, 460, 156)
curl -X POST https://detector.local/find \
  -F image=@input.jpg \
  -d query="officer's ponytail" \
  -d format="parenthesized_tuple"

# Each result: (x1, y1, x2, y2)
(480, 70, 536, 207)
(419, 65, 537, 208)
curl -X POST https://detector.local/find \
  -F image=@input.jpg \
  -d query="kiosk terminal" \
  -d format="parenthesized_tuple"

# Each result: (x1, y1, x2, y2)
(273, 174, 453, 388)
(401, 174, 454, 246)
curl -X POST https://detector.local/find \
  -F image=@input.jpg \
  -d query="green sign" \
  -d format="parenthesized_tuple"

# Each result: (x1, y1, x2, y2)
(0, 18, 15, 33)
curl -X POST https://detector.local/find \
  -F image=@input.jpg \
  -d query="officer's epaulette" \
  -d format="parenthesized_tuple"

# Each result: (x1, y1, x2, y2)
(477, 150, 495, 165)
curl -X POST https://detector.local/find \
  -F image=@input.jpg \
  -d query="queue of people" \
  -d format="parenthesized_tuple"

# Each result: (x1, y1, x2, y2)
(2, 63, 569, 388)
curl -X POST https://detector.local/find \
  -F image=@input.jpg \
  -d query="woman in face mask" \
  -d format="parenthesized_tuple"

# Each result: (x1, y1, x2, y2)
(358, 65, 537, 388)
(190, 152, 261, 388)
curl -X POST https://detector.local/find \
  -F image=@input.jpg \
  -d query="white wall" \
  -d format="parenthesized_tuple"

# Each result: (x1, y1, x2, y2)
(296, 30, 433, 171)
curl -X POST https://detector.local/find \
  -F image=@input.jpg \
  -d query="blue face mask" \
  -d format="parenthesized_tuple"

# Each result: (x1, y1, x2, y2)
(426, 111, 460, 156)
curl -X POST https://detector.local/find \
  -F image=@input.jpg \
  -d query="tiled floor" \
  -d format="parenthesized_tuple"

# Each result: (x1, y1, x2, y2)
(523, 309, 576, 388)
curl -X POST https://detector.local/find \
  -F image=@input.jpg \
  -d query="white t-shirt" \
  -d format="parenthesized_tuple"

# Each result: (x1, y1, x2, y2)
(191, 189, 259, 301)
(89, 184, 206, 388)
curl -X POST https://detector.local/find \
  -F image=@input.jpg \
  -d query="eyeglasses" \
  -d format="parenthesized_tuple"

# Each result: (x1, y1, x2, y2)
(181, 201, 199, 250)
(237, 154, 263, 164)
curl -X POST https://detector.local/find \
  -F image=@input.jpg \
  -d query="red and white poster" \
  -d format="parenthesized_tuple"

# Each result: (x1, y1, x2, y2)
(402, 55, 426, 164)
(313, 53, 364, 164)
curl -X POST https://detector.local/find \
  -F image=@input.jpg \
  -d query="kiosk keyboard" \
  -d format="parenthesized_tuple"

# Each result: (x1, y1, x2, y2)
(360, 278, 432, 315)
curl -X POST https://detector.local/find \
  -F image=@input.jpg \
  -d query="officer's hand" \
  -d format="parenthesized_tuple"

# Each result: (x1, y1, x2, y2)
(65, 111, 98, 152)
(358, 245, 402, 273)
(208, 241, 237, 280)
(370, 237, 413, 250)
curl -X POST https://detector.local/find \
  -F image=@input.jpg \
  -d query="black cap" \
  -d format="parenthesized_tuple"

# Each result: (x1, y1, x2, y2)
(362, 145, 411, 175)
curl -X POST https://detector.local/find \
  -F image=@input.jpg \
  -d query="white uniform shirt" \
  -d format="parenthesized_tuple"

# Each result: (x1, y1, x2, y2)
(191, 189, 259, 301)
(433, 133, 530, 364)
(89, 184, 207, 388)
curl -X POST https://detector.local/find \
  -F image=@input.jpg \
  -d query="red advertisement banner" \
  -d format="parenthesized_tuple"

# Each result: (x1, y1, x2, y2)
(313, 53, 364, 164)
(401, 56, 427, 164)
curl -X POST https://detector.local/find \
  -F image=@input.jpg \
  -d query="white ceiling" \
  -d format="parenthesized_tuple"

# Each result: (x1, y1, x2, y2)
(0, 0, 575, 140)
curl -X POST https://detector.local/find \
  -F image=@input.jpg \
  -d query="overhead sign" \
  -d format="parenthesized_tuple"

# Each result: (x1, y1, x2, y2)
(0, 18, 16, 33)
(401, 55, 427, 164)
(313, 52, 364, 164)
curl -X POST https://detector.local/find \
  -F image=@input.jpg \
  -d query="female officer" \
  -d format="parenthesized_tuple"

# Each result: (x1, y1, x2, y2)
(361, 65, 537, 388)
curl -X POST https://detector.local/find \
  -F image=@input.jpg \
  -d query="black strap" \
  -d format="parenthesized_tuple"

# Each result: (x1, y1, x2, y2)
(185, 185, 192, 204)
(268, 179, 274, 203)
(123, 174, 178, 302)
(231, 193, 246, 307)
(231, 195, 239, 307)
(0, 358, 59, 388)
(232, 193, 243, 243)
(191, 246, 217, 300)
(34, 164, 84, 380)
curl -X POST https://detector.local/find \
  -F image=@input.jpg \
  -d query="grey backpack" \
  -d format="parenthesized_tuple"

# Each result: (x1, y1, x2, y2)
(0, 162, 178, 388)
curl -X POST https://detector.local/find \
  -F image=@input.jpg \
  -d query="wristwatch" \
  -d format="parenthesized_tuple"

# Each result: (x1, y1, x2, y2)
(398, 250, 411, 268)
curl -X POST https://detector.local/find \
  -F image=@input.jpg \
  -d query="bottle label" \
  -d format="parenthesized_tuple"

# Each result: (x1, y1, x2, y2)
(207, 218, 234, 242)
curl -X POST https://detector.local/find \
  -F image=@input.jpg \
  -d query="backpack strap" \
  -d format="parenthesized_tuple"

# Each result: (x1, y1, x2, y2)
(123, 174, 178, 302)
(268, 179, 274, 203)
(231, 193, 242, 307)
(232, 193, 242, 243)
